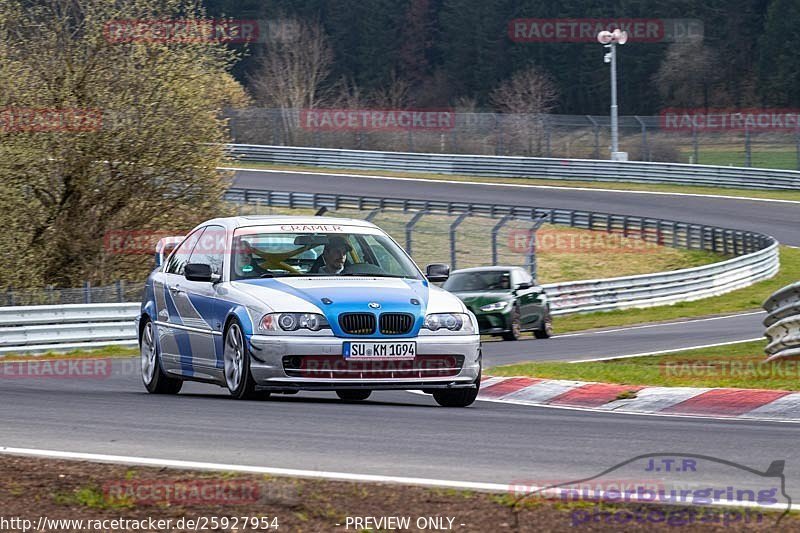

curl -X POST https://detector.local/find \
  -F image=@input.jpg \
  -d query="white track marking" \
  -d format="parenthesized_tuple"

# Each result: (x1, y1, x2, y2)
(0, 446, 790, 510)
(553, 311, 766, 339)
(223, 167, 800, 205)
(568, 337, 765, 363)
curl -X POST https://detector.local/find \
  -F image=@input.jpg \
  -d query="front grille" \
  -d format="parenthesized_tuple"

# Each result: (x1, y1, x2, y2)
(283, 355, 465, 379)
(339, 313, 376, 335)
(379, 313, 414, 335)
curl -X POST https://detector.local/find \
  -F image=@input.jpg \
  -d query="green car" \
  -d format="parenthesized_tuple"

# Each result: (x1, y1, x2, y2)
(443, 266, 553, 341)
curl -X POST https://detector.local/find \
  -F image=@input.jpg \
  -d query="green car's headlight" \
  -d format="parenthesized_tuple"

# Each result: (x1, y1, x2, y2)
(424, 313, 475, 333)
(480, 301, 509, 312)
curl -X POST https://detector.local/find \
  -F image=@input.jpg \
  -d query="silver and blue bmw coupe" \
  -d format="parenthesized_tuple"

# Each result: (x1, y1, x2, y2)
(136, 216, 482, 407)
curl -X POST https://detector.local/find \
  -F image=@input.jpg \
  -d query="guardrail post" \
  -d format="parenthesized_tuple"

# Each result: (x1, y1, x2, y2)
(449, 213, 470, 270)
(692, 125, 699, 164)
(6, 288, 14, 306)
(491, 215, 512, 265)
(587, 116, 599, 159)
(634, 116, 649, 161)
(405, 211, 427, 256)
(84, 281, 91, 304)
(796, 125, 800, 171)
(744, 125, 752, 167)
(116, 280, 124, 303)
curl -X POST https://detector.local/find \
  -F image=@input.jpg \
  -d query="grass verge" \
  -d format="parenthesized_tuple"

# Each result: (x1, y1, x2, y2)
(552, 246, 798, 334)
(2, 455, 792, 531)
(0, 345, 138, 361)
(486, 339, 800, 391)
(228, 161, 800, 202)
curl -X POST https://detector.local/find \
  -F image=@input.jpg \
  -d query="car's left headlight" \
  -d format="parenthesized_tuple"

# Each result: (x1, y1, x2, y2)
(423, 313, 476, 334)
(480, 301, 509, 312)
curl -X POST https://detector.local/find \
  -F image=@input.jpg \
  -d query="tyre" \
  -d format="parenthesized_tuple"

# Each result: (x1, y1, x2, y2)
(223, 321, 266, 400)
(534, 310, 553, 339)
(501, 306, 521, 341)
(433, 372, 481, 408)
(336, 390, 372, 401)
(140, 318, 182, 395)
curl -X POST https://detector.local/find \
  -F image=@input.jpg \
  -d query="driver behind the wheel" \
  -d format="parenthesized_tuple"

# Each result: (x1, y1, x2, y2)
(309, 236, 353, 274)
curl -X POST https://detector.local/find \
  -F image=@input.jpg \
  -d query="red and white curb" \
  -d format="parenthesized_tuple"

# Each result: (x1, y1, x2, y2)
(478, 377, 800, 422)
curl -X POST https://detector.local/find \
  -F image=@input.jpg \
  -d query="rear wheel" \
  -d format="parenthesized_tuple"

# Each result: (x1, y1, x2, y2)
(224, 321, 265, 400)
(140, 318, 182, 395)
(534, 311, 553, 339)
(336, 390, 372, 402)
(501, 307, 521, 341)
(433, 372, 481, 407)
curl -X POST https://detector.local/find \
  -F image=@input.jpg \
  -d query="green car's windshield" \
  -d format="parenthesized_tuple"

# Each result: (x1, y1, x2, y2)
(443, 271, 511, 292)
(230, 228, 423, 281)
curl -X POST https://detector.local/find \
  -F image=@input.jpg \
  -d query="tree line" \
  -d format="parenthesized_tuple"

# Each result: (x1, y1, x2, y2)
(206, 0, 800, 114)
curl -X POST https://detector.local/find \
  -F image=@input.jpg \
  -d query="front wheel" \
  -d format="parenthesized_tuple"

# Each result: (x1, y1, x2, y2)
(140, 318, 182, 395)
(223, 321, 264, 400)
(336, 390, 372, 401)
(534, 311, 553, 339)
(501, 307, 521, 341)
(433, 372, 481, 407)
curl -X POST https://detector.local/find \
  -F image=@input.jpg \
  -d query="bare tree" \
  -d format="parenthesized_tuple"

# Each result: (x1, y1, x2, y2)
(654, 36, 724, 108)
(248, 18, 334, 142)
(490, 65, 559, 156)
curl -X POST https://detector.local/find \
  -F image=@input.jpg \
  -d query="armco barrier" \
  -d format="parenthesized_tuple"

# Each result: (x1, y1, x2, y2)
(224, 144, 800, 191)
(0, 303, 139, 354)
(764, 283, 800, 360)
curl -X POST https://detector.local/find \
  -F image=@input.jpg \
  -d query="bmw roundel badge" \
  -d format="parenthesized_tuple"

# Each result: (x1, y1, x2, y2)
(368, 302, 381, 309)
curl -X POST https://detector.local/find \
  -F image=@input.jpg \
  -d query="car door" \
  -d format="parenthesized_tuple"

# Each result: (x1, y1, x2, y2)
(159, 228, 204, 374)
(179, 225, 228, 380)
(513, 268, 538, 329)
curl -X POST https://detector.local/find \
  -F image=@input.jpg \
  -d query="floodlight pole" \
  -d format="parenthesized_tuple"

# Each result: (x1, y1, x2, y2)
(609, 42, 619, 157)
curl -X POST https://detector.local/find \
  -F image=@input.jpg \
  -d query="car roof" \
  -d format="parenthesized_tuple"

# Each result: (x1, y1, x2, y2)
(194, 215, 380, 231)
(451, 266, 520, 274)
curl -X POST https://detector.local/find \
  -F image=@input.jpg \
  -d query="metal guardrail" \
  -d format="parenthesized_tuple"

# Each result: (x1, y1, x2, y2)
(225, 144, 800, 191)
(0, 304, 139, 354)
(764, 283, 800, 360)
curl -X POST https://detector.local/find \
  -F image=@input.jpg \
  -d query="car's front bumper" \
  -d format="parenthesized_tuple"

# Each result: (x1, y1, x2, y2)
(247, 334, 481, 391)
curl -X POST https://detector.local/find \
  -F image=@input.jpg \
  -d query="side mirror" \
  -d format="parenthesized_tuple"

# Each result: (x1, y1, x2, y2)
(185, 263, 217, 283)
(516, 281, 533, 291)
(425, 263, 450, 283)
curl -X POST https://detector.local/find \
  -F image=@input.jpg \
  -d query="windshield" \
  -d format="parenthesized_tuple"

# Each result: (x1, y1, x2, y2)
(230, 228, 423, 280)
(443, 271, 511, 292)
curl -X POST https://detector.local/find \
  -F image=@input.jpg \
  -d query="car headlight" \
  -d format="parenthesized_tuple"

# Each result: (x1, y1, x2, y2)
(424, 313, 476, 334)
(480, 301, 509, 312)
(259, 313, 330, 332)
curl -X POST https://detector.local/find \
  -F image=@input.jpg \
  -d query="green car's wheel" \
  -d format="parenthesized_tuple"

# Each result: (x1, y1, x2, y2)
(502, 306, 521, 341)
(534, 310, 554, 339)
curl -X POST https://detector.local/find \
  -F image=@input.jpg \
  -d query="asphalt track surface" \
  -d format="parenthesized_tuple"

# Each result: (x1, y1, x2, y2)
(232, 169, 800, 246)
(2, 360, 800, 499)
(2, 170, 799, 505)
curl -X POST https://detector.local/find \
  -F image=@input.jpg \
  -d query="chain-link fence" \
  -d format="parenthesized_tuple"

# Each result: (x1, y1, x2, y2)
(4, 281, 143, 306)
(225, 108, 800, 170)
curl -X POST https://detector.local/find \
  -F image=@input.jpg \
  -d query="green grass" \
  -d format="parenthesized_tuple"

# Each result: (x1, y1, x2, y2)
(685, 148, 799, 170)
(553, 246, 799, 334)
(488, 340, 800, 390)
(0, 345, 138, 360)
(227, 161, 800, 202)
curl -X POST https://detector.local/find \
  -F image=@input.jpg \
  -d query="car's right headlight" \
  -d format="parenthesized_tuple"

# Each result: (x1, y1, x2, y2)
(423, 313, 476, 334)
(259, 313, 330, 333)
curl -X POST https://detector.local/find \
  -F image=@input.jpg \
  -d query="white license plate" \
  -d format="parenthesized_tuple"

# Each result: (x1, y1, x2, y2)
(343, 341, 416, 360)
